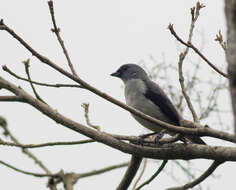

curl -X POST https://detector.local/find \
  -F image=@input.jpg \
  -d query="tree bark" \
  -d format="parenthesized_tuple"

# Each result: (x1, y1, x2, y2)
(225, 0, 236, 136)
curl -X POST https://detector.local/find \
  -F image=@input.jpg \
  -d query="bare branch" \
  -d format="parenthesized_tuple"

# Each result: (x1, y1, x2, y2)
(2, 65, 83, 88)
(81, 103, 101, 131)
(0, 75, 235, 148)
(168, 24, 228, 78)
(132, 159, 147, 190)
(0, 120, 51, 174)
(116, 156, 142, 190)
(75, 161, 129, 180)
(0, 138, 94, 148)
(166, 160, 224, 190)
(1, 21, 233, 143)
(0, 95, 26, 102)
(0, 160, 54, 177)
(135, 160, 168, 190)
(47, 1, 77, 76)
(23, 59, 46, 103)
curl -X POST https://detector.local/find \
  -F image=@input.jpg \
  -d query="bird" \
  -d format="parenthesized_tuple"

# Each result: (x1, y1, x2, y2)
(111, 63, 205, 144)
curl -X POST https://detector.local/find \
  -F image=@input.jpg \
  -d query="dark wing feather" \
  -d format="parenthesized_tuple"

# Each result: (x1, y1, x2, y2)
(144, 79, 181, 125)
(144, 79, 205, 145)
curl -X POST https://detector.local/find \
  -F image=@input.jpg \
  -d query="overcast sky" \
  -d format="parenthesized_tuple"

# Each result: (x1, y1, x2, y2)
(0, 1, 233, 189)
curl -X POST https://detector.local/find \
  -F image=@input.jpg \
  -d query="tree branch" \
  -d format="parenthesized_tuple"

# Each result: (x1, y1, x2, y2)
(0, 95, 26, 102)
(116, 156, 142, 190)
(168, 24, 228, 78)
(23, 59, 46, 103)
(166, 160, 224, 190)
(176, 2, 203, 122)
(47, 1, 77, 77)
(0, 76, 236, 161)
(0, 138, 94, 148)
(0, 20, 234, 143)
(135, 160, 168, 190)
(0, 160, 54, 177)
(2, 65, 83, 88)
(132, 159, 147, 190)
(0, 120, 51, 174)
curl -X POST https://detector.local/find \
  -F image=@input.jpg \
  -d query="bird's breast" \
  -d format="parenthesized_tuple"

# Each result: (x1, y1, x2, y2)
(124, 79, 173, 132)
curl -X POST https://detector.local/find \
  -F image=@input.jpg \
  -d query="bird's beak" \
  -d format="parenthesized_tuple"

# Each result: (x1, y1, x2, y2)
(110, 71, 120, 78)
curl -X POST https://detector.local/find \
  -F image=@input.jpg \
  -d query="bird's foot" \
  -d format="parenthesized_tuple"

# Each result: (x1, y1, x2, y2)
(154, 129, 166, 145)
(138, 132, 157, 145)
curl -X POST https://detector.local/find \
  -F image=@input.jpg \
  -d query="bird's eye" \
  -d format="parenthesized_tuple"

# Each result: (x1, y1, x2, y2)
(121, 66, 129, 72)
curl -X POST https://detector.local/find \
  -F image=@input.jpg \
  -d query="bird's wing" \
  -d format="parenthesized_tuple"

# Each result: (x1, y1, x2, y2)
(143, 79, 181, 125)
(144, 79, 205, 145)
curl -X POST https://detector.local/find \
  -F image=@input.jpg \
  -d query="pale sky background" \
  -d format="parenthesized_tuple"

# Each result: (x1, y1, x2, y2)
(0, 0, 234, 189)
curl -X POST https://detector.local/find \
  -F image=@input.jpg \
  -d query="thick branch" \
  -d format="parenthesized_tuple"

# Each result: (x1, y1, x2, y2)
(0, 76, 236, 161)
(0, 95, 26, 102)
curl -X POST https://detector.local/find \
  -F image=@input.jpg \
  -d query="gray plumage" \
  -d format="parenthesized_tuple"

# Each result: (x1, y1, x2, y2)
(111, 64, 204, 144)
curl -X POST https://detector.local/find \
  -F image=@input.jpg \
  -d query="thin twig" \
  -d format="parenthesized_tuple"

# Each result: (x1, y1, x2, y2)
(166, 160, 224, 190)
(135, 160, 168, 190)
(215, 30, 227, 52)
(132, 159, 147, 190)
(75, 161, 129, 180)
(0, 138, 94, 148)
(175, 2, 204, 122)
(173, 160, 195, 180)
(81, 103, 100, 131)
(168, 24, 228, 78)
(48, 1, 77, 76)
(2, 65, 83, 88)
(0, 121, 51, 174)
(0, 160, 54, 177)
(23, 59, 46, 103)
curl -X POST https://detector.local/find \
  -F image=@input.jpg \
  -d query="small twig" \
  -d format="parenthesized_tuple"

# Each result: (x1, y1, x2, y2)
(0, 138, 94, 148)
(0, 160, 54, 177)
(81, 103, 101, 131)
(168, 24, 228, 78)
(0, 121, 51, 174)
(135, 160, 168, 190)
(48, 1, 77, 76)
(132, 159, 147, 190)
(23, 59, 47, 103)
(2, 65, 83, 88)
(215, 30, 227, 52)
(166, 160, 224, 190)
(173, 160, 195, 180)
(174, 2, 203, 122)
(75, 161, 129, 180)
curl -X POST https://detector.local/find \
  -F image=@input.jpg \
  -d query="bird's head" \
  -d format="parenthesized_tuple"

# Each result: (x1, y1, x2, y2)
(110, 64, 148, 83)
